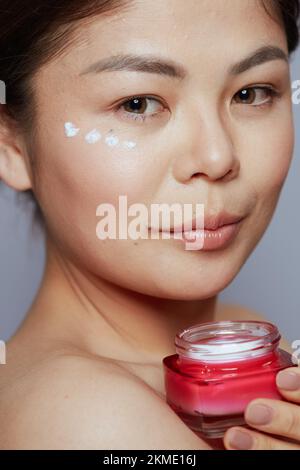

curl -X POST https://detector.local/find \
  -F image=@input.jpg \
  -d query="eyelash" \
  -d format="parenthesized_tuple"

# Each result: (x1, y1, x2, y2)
(233, 85, 281, 109)
(116, 95, 165, 124)
(116, 86, 281, 124)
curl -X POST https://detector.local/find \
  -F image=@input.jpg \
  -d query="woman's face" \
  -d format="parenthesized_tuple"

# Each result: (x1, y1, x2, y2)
(28, 0, 294, 299)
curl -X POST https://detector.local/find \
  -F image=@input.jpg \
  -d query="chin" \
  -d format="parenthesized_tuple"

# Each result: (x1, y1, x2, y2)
(139, 270, 237, 301)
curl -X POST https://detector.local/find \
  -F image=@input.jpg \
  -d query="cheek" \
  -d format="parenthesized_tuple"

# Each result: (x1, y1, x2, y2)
(32, 124, 172, 260)
(242, 111, 294, 198)
(36, 132, 156, 210)
(236, 109, 294, 250)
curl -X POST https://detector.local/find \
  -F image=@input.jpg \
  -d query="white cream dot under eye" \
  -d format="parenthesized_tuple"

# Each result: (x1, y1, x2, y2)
(64, 122, 137, 149)
(122, 141, 137, 149)
(105, 133, 119, 147)
(85, 129, 102, 144)
(64, 122, 80, 137)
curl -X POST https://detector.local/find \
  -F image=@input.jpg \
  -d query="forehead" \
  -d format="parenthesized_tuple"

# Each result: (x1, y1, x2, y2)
(75, 0, 285, 51)
(38, 0, 288, 85)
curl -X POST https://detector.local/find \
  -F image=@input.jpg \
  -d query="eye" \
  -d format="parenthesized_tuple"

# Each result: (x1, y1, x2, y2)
(233, 86, 280, 107)
(117, 96, 166, 123)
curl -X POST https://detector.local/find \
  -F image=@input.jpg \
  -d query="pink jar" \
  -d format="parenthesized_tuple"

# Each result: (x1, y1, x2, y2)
(162, 320, 296, 439)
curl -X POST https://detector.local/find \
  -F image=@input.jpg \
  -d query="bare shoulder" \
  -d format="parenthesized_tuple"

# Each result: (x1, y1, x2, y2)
(216, 301, 292, 353)
(0, 354, 211, 450)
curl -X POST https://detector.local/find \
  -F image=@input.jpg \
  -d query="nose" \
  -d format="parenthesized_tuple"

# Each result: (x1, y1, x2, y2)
(172, 106, 240, 183)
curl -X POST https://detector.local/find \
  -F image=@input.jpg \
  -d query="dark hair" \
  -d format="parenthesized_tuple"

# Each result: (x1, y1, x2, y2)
(0, 0, 299, 227)
(263, 0, 300, 52)
(0, 0, 131, 226)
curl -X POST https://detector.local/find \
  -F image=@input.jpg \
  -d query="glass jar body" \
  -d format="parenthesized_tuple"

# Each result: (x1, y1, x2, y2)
(162, 321, 296, 438)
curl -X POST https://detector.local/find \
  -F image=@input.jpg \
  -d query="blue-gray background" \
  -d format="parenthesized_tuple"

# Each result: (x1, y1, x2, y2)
(0, 49, 299, 344)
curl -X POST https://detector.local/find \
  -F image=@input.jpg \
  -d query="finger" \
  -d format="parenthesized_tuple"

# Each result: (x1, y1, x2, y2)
(276, 367, 300, 403)
(244, 398, 300, 442)
(223, 426, 300, 450)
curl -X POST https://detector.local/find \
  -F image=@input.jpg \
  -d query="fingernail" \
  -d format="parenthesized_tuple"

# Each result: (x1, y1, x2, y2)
(228, 430, 254, 450)
(246, 403, 274, 425)
(276, 370, 300, 391)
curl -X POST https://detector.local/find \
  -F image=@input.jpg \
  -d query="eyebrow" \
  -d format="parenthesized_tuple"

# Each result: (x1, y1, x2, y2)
(80, 45, 288, 79)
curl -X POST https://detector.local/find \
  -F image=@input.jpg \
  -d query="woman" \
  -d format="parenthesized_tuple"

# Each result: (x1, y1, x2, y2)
(0, 0, 299, 450)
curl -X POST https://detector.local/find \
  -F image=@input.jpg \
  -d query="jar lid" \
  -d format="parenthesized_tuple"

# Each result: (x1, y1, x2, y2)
(175, 320, 281, 362)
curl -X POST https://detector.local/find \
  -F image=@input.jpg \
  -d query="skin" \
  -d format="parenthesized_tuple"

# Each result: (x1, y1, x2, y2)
(0, 0, 299, 450)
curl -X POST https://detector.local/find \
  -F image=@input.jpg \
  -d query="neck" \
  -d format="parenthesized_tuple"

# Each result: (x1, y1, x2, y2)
(23, 234, 219, 365)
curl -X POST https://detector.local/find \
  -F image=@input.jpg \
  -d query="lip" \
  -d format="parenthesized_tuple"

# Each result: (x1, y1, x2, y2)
(149, 211, 245, 233)
(178, 220, 244, 251)
(149, 211, 246, 251)
(169, 211, 245, 232)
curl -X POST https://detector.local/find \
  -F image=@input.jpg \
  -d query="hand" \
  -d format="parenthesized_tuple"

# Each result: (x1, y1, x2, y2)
(223, 366, 300, 450)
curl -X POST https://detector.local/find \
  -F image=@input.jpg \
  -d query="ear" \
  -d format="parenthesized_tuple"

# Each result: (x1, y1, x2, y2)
(0, 116, 32, 191)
